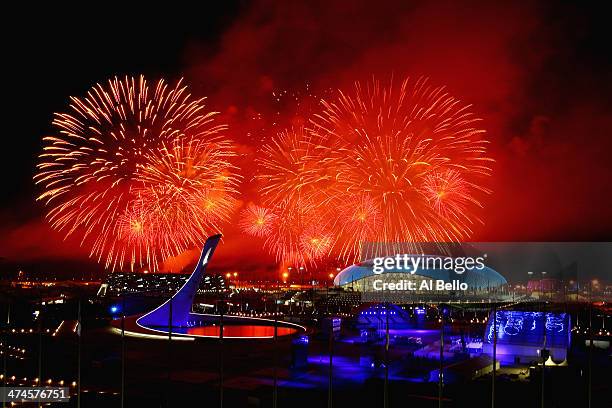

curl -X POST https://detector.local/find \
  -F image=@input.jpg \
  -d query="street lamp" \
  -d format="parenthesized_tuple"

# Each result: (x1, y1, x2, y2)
(528, 270, 548, 408)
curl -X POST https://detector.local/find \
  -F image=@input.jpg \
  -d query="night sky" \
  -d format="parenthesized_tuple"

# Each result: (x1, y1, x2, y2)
(2, 1, 611, 277)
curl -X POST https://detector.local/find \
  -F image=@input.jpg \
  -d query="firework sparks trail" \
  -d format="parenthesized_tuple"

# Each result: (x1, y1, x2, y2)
(311, 77, 493, 251)
(255, 126, 341, 207)
(253, 76, 492, 265)
(248, 126, 344, 264)
(35, 75, 240, 271)
(299, 224, 334, 260)
(261, 199, 325, 266)
(332, 194, 383, 260)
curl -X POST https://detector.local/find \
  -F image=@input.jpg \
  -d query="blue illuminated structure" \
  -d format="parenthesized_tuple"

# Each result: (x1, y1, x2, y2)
(130, 234, 305, 339)
(483, 310, 571, 363)
(137, 234, 222, 328)
(334, 256, 506, 292)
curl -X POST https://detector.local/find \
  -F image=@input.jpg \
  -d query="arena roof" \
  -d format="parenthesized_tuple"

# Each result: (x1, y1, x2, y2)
(334, 256, 507, 289)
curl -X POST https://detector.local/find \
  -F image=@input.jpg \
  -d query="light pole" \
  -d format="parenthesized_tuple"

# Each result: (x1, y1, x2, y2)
(328, 315, 334, 408)
(588, 279, 595, 408)
(273, 281, 279, 408)
(37, 291, 43, 408)
(438, 307, 444, 408)
(219, 297, 224, 408)
(491, 303, 497, 408)
(539, 271, 547, 408)
(384, 302, 390, 408)
(528, 271, 547, 408)
(77, 299, 81, 408)
(120, 293, 126, 408)
(2, 304, 10, 408)
(167, 296, 173, 406)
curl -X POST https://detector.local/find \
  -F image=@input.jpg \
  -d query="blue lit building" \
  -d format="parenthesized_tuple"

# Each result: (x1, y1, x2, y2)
(355, 303, 412, 330)
(333, 255, 508, 301)
(483, 310, 571, 363)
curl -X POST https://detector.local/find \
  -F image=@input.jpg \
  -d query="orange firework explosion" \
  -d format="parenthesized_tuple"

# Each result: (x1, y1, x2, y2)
(311, 76, 493, 252)
(255, 126, 342, 265)
(256, 126, 342, 207)
(35, 75, 239, 271)
(239, 203, 278, 237)
(257, 76, 492, 264)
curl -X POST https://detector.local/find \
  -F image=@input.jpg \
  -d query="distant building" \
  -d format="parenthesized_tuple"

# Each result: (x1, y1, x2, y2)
(527, 278, 561, 293)
(97, 271, 226, 297)
(429, 355, 499, 384)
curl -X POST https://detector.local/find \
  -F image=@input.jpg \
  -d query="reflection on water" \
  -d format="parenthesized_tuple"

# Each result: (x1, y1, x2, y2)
(184, 324, 298, 338)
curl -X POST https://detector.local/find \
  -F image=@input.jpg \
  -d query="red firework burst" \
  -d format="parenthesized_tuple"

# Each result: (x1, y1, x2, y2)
(310, 76, 492, 251)
(256, 76, 492, 264)
(35, 75, 240, 271)
(239, 203, 278, 238)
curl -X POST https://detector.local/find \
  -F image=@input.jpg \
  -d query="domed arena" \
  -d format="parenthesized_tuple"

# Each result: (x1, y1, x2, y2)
(334, 255, 509, 302)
